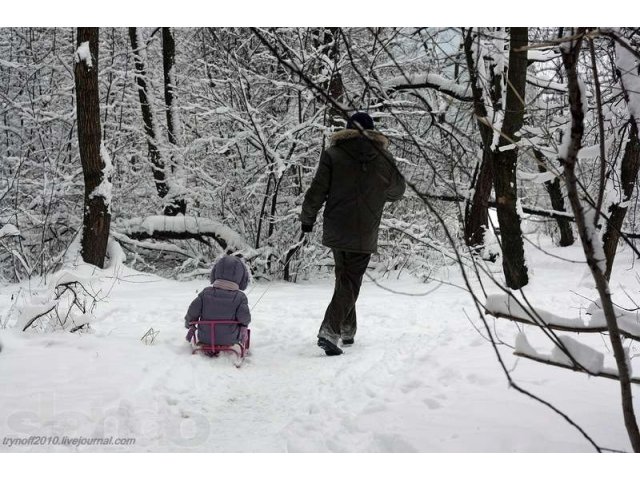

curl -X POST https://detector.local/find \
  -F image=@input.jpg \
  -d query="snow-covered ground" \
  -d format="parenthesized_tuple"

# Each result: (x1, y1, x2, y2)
(1, 237, 639, 453)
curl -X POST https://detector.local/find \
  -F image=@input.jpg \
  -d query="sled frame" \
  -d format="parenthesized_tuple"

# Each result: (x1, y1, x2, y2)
(187, 320, 250, 367)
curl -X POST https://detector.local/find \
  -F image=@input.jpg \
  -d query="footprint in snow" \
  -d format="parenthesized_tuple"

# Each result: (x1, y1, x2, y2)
(466, 373, 494, 386)
(437, 367, 460, 385)
(399, 379, 423, 394)
(423, 398, 442, 410)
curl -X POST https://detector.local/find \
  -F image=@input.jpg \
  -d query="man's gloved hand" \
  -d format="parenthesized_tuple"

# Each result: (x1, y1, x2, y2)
(301, 223, 313, 233)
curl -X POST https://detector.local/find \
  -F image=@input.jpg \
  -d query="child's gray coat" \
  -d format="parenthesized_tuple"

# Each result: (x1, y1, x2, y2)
(184, 255, 251, 345)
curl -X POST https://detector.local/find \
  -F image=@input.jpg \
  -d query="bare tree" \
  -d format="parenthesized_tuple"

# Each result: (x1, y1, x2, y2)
(129, 27, 173, 215)
(560, 28, 640, 451)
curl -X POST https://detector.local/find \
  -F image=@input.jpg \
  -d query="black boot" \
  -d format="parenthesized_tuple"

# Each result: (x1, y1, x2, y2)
(317, 337, 343, 356)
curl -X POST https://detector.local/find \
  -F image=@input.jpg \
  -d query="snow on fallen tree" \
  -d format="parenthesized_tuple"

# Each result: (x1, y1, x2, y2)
(514, 332, 639, 384)
(111, 231, 195, 258)
(487, 292, 640, 383)
(526, 73, 568, 93)
(385, 73, 473, 102)
(485, 293, 640, 342)
(550, 335, 605, 374)
(116, 215, 256, 257)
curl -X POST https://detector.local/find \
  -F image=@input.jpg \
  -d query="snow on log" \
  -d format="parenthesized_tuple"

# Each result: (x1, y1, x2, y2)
(386, 73, 473, 102)
(526, 73, 568, 93)
(527, 49, 560, 62)
(518, 171, 557, 184)
(111, 231, 194, 258)
(515, 332, 538, 356)
(514, 333, 640, 384)
(486, 293, 640, 341)
(117, 215, 254, 255)
(550, 335, 604, 374)
(587, 307, 640, 342)
(514, 351, 640, 384)
(486, 293, 586, 329)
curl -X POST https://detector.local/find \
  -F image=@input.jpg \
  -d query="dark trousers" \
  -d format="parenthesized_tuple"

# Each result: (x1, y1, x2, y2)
(318, 249, 372, 344)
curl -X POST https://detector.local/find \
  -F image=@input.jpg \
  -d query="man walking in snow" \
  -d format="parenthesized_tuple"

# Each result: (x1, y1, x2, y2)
(300, 112, 406, 356)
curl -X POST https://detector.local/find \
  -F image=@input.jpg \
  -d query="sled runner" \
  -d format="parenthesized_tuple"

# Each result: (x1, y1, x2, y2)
(186, 320, 251, 368)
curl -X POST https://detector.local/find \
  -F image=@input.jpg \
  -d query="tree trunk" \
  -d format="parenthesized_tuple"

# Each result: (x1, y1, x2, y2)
(493, 27, 529, 289)
(75, 27, 111, 268)
(462, 28, 497, 250)
(161, 27, 187, 216)
(533, 148, 575, 246)
(561, 29, 640, 452)
(162, 27, 178, 147)
(465, 150, 494, 248)
(128, 27, 171, 207)
(602, 117, 640, 279)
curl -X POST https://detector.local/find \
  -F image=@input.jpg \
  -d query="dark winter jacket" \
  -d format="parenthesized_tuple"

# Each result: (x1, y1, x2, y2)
(184, 255, 251, 345)
(300, 129, 406, 254)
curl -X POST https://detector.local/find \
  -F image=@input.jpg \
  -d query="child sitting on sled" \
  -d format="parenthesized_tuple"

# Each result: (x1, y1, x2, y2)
(184, 254, 251, 348)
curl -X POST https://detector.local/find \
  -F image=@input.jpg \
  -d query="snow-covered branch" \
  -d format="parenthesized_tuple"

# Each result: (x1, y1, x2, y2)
(514, 351, 640, 385)
(117, 215, 255, 256)
(486, 293, 640, 342)
(386, 73, 473, 102)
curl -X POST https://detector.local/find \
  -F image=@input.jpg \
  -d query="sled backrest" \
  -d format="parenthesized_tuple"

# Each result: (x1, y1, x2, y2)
(189, 319, 240, 345)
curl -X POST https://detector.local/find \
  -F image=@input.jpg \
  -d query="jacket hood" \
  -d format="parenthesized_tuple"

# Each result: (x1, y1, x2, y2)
(329, 129, 389, 149)
(210, 255, 249, 290)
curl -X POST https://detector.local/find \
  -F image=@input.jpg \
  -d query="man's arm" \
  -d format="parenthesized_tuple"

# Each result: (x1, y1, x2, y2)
(384, 153, 406, 202)
(300, 150, 332, 228)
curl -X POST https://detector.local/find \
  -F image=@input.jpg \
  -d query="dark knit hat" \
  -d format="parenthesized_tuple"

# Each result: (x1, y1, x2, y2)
(346, 111, 374, 130)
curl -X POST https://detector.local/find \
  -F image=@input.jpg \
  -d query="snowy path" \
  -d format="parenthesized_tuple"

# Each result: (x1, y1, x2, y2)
(1, 243, 639, 452)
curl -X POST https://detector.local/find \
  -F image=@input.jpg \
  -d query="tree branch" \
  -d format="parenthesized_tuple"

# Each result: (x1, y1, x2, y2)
(514, 351, 640, 385)
(387, 75, 473, 102)
(487, 310, 640, 342)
